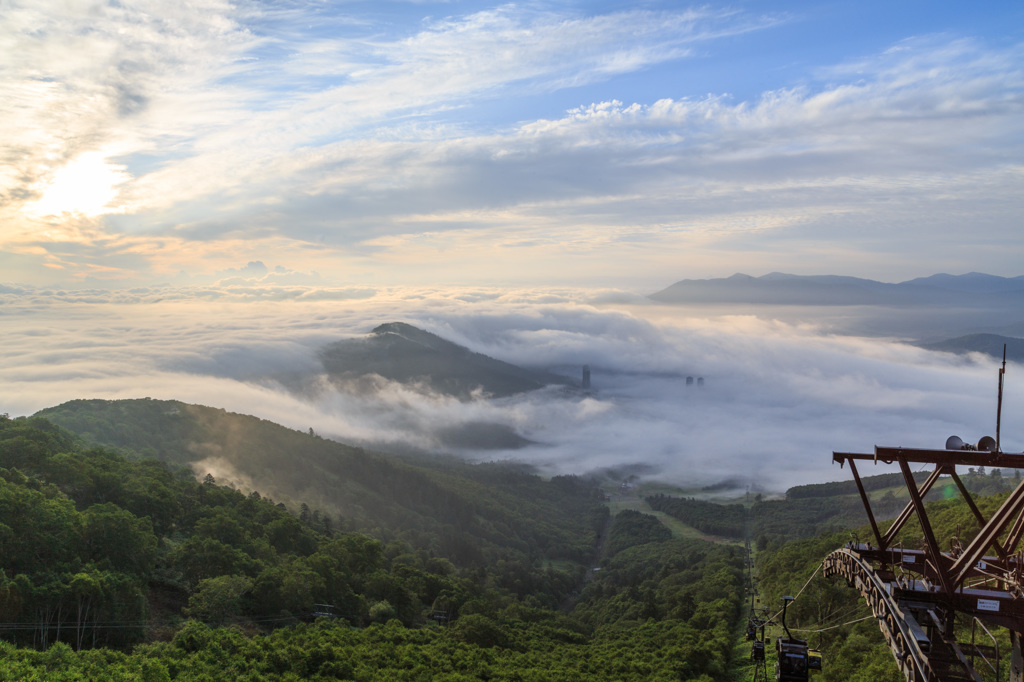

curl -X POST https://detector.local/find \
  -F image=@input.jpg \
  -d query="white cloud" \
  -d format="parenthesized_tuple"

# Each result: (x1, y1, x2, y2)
(0, 0, 258, 208)
(1, 3, 776, 232)
(115, 6, 770, 214)
(2, 286, 1019, 492)
(136, 36, 1022, 264)
(2, 2, 1021, 288)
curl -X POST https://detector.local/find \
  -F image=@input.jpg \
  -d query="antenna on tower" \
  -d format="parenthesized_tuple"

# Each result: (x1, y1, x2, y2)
(997, 343, 1007, 452)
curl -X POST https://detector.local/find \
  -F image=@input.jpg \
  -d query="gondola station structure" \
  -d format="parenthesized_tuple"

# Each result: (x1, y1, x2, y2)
(826, 346, 1024, 681)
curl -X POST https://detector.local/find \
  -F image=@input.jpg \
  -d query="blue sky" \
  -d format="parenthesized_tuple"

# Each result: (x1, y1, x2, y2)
(2, 0, 1022, 290)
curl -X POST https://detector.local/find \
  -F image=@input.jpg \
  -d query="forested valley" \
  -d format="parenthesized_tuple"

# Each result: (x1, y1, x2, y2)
(3, 399, 1020, 680)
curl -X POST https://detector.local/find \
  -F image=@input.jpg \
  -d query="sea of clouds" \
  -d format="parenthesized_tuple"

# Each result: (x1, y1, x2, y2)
(2, 284, 1018, 493)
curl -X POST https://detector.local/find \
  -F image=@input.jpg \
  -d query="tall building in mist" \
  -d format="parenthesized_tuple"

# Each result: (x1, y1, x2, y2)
(582, 365, 591, 389)
(686, 376, 694, 386)
(697, 377, 704, 387)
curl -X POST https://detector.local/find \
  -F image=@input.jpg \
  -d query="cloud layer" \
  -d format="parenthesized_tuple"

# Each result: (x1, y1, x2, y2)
(4, 286, 1019, 492)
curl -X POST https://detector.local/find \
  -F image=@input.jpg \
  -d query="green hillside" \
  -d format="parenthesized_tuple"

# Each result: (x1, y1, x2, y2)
(36, 398, 604, 570)
(647, 468, 1017, 549)
(0, 412, 744, 680)
(21, 396, 1021, 680)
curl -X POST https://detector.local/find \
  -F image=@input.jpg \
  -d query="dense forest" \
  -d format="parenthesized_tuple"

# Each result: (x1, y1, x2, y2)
(0, 412, 745, 679)
(8, 398, 1022, 679)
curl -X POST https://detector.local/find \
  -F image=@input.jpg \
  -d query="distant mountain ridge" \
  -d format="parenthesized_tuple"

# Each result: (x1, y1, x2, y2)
(903, 273, 1024, 294)
(319, 321, 574, 400)
(650, 272, 1024, 306)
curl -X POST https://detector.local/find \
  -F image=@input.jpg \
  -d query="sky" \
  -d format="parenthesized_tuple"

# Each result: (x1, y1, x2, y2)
(2, 1, 1023, 491)
(2, 0, 1022, 288)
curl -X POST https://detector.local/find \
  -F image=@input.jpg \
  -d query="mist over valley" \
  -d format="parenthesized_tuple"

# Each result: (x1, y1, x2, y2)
(5, 273, 1022, 495)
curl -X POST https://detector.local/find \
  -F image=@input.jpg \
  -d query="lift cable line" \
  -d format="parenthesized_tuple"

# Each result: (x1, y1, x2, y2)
(826, 343, 1024, 681)
(744, 515, 830, 681)
(790, 614, 875, 634)
(792, 602, 873, 632)
(767, 563, 823, 624)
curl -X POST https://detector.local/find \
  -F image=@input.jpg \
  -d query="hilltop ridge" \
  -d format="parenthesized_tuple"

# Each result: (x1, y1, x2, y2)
(319, 321, 574, 400)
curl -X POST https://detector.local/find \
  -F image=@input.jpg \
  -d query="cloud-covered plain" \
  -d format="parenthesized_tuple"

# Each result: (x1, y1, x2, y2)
(3, 286, 1019, 492)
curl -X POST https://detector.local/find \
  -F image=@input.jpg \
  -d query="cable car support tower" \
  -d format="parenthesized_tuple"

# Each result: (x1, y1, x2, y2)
(826, 346, 1022, 681)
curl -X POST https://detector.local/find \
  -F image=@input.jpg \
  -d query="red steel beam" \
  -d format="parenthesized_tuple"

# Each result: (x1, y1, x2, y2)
(881, 466, 946, 549)
(848, 458, 885, 549)
(1003, 511, 1024, 556)
(950, 470, 1009, 562)
(951, 478, 1024, 590)
(898, 457, 954, 595)
(833, 448, 1024, 470)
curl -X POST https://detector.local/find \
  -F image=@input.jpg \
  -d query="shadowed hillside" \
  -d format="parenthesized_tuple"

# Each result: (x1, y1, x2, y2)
(917, 333, 1024, 361)
(319, 322, 574, 400)
(35, 398, 606, 569)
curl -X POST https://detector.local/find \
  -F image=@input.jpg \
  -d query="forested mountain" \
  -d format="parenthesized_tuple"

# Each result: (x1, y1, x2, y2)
(15, 399, 1024, 679)
(0, 413, 744, 680)
(319, 321, 574, 399)
(35, 398, 602, 568)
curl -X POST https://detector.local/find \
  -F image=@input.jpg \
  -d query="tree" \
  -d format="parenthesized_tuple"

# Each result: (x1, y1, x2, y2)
(265, 515, 317, 557)
(171, 536, 258, 585)
(69, 570, 103, 650)
(448, 613, 509, 648)
(185, 575, 253, 624)
(193, 511, 247, 547)
(368, 599, 396, 624)
(81, 503, 158, 576)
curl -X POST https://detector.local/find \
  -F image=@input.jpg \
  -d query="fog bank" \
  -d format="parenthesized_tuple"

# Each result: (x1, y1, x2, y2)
(2, 285, 1019, 492)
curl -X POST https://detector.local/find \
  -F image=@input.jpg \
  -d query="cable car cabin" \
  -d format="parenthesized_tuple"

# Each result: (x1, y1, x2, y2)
(751, 640, 766, 662)
(808, 650, 822, 671)
(775, 637, 809, 682)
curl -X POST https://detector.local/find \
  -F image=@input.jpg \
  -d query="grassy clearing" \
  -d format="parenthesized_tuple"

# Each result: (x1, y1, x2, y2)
(607, 491, 742, 545)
